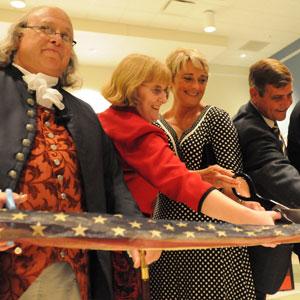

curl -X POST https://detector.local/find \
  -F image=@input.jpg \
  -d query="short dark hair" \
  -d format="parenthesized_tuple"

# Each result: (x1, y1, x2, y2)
(249, 58, 292, 96)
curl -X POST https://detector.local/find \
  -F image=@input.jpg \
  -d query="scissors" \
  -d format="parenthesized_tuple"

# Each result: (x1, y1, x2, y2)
(140, 250, 150, 300)
(232, 172, 298, 224)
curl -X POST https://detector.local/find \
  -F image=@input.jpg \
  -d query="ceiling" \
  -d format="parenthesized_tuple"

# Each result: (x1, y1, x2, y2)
(0, 0, 300, 68)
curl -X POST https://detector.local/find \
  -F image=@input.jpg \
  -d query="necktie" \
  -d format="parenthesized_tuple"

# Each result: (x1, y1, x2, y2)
(272, 123, 280, 139)
(272, 123, 287, 155)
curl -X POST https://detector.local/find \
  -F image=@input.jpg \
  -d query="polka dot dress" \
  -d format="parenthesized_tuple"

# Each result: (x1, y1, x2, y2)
(150, 106, 256, 300)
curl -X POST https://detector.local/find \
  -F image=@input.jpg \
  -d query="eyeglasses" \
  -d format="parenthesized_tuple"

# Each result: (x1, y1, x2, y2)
(22, 24, 77, 46)
(142, 84, 169, 98)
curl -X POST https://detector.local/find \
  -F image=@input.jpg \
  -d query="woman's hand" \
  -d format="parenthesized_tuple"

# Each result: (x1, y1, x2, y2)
(259, 210, 282, 248)
(241, 200, 265, 211)
(192, 165, 238, 189)
(128, 249, 161, 268)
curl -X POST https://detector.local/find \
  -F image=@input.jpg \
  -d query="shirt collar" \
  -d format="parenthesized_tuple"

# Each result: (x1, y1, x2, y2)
(250, 101, 276, 129)
(12, 63, 59, 87)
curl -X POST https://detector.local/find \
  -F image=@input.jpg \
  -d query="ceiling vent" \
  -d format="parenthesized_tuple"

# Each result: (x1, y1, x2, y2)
(239, 40, 270, 52)
(163, 0, 196, 15)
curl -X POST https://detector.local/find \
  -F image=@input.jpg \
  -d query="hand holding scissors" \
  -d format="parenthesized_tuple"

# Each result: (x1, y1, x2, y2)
(232, 172, 296, 224)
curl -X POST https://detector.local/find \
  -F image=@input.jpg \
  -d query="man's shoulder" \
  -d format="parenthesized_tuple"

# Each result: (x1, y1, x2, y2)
(233, 102, 258, 125)
(290, 101, 300, 119)
(0, 67, 13, 82)
(0, 69, 7, 86)
(61, 89, 94, 112)
(233, 101, 267, 138)
(0, 67, 23, 99)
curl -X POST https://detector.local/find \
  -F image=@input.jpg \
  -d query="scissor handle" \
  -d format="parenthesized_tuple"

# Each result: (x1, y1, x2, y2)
(232, 172, 290, 209)
(140, 250, 149, 281)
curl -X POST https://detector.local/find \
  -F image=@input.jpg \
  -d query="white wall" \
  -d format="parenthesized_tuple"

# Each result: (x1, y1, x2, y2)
(70, 64, 114, 113)
(77, 64, 115, 90)
(205, 65, 249, 117)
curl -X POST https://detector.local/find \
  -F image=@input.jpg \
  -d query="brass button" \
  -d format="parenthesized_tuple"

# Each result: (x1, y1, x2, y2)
(48, 132, 54, 139)
(26, 109, 35, 118)
(22, 139, 31, 147)
(57, 175, 63, 182)
(14, 247, 22, 255)
(53, 159, 60, 166)
(15, 152, 24, 161)
(25, 124, 34, 132)
(61, 193, 67, 199)
(8, 170, 17, 179)
(50, 144, 57, 151)
(26, 98, 35, 106)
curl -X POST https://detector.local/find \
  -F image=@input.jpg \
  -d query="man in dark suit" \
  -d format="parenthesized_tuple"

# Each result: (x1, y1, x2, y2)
(233, 58, 300, 300)
(288, 102, 300, 172)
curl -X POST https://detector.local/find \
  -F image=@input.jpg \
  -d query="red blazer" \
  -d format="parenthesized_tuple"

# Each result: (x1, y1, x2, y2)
(99, 106, 213, 215)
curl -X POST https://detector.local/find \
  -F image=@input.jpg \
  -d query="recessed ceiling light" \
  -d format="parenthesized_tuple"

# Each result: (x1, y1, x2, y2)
(240, 53, 247, 58)
(204, 25, 216, 33)
(10, 0, 26, 9)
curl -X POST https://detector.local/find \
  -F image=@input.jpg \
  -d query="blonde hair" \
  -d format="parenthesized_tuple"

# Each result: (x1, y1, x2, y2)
(166, 48, 209, 79)
(0, 6, 80, 87)
(102, 53, 171, 106)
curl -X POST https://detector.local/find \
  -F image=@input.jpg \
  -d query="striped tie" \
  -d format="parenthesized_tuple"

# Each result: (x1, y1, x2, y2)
(272, 123, 287, 155)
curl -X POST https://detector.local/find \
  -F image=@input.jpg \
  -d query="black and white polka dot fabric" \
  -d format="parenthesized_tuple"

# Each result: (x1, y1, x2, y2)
(150, 106, 256, 300)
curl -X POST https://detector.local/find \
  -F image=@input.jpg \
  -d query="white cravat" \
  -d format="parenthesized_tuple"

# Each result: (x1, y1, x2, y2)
(13, 64, 64, 110)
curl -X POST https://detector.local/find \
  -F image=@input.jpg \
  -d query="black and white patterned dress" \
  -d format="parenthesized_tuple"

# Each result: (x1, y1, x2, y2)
(150, 106, 256, 300)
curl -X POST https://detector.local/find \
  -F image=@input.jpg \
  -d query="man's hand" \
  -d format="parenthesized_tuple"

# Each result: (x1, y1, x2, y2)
(0, 192, 27, 251)
(0, 241, 15, 251)
(0, 192, 27, 208)
(128, 249, 161, 268)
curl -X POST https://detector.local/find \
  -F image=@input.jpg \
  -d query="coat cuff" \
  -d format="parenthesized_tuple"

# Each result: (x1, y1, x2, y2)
(197, 187, 218, 213)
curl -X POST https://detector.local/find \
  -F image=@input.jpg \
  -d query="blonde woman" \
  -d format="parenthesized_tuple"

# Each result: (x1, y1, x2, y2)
(151, 48, 257, 299)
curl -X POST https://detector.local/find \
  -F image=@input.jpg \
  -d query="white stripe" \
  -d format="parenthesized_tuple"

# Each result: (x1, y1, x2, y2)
(280, 48, 300, 63)
(180, 106, 213, 146)
(156, 120, 179, 157)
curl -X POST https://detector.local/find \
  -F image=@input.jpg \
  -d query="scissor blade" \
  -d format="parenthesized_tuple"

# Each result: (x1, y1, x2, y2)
(273, 206, 300, 224)
(268, 199, 290, 210)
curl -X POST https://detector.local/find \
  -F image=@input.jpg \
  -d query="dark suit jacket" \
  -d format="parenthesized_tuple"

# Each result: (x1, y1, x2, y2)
(0, 65, 141, 300)
(288, 101, 300, 172)
(233, 101, 298, 294)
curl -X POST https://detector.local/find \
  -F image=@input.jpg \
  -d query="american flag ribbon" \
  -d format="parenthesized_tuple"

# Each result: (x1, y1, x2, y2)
(0, 209, 298, 250)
